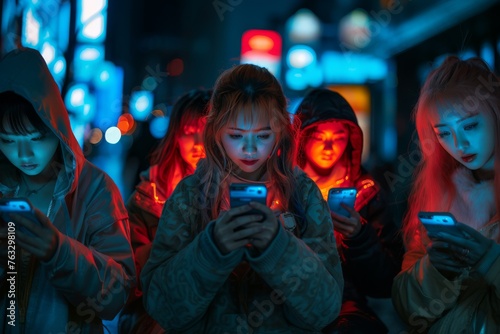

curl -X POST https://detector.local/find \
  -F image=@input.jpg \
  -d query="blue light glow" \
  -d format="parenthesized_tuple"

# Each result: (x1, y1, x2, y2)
(287, 45, 316, 69)
(94, 61, 116, 88)
(149, 116, 170, 139)
(64, 83, 96, 123)
(51, 56, 67, 89)
(81, 94, 96, 122)
(94, 65, 124, 131)
(41, 41, 56, 64)
(480, 42, 495, 69)
(22, 8, 41, 47)
(320, 51, 387, 84)
(64, 83, 88, 112)
(286, 9, 321, 43)
(58, 2, 71, 52)
(78, 46, 103, 60)
(458, 49, 476, 60)
(285, 69, 308, 91)
(73, 45, 105, 82)
(81, 14, 106, 41)
(382, 126, 397, 161)
(68, 115, 86, 148)
(76, 0, 108, 43)
(53, 57, 66, 75)
(129, 91, 154, 121)
(307, 65, 323, 87)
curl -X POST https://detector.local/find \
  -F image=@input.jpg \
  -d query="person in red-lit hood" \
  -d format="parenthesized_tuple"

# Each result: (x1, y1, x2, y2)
(0, 47, 135, 333)
(295, 88, 404, 333)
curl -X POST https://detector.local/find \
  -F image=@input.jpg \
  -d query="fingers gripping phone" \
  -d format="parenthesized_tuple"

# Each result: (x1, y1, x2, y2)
(327, 187, 357, 218)
(229, 183, 267, 220)
(0, 198, 41, 235)
(418, 212, 467, 238)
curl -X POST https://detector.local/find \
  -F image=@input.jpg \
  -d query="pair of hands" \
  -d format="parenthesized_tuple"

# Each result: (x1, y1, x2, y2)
(427, 222, 494, 279)
(213, 201, 278, 255)
(0, 208, 59, 264)
(331, 203, 363, 238)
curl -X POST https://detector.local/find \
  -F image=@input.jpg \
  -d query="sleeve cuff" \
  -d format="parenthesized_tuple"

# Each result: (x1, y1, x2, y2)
(476, 242, 500, 281)
(198, 220, 243, 271)
(420, 255, 464, 298)
(340, 223, 376, 249)
(246, 224, 289, 273)
(40, 231, 69, 277)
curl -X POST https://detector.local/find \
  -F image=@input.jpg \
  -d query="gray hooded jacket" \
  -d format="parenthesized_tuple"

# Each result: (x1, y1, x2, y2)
(0, 48, 135, 333)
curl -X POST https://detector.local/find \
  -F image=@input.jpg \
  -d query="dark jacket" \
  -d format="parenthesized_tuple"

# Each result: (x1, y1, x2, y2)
(393, 167, 500, 333)
(141, 167, 344, 333)
(118, 164, 167, 333)
(0, 48, 135, 333)
(296, 88, 404, 301)
(126, 165, 165, 294)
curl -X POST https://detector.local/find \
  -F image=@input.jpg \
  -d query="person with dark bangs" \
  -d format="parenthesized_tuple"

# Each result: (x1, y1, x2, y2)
(119, 89, 211, 334)
(0, 47, 135, 333)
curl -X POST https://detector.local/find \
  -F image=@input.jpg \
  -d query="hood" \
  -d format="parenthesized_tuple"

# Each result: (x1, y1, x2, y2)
(0, 47, 84, 196)
(295, 88, 363, 181)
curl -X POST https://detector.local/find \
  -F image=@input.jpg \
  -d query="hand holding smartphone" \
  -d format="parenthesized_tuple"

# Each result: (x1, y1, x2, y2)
(418, 212, 468, 239)
(0, 198, 42, 235)
(327, 187, 357, 218)
(229, 183, 267, 217)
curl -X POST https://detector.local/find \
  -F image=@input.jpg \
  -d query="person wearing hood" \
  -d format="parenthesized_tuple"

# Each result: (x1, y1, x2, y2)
(295, 88, 404, 333)
(0, 47, 135, 333)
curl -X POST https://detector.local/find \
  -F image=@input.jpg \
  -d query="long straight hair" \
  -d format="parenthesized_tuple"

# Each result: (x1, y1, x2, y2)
(403, 56, 500, 247)
(197, 64, 300, 231)
(149, 89, 211, 198)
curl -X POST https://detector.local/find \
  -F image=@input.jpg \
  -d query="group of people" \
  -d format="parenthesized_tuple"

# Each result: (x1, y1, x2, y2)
(0, 46, 498, 334)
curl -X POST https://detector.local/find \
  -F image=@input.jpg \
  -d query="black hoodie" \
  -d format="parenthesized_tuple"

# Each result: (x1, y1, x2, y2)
(296, 88, 404, 302)
(296, 89, 363, 191)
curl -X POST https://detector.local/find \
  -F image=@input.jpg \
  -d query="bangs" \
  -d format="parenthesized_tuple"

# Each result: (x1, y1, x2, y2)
(224, 96, 284, 133)
(0, 92, 48, 135)
(180, 109, 207, 131)
(419, 89, 480, 124)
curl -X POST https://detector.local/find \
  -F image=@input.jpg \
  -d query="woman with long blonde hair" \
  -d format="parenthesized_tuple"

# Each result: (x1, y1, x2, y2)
(141, 64, 343, 333)
(393, 56, 500, 333)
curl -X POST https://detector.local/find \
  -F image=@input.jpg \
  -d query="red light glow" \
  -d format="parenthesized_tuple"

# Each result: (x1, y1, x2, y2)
(117, 113, 135, 134)
(167, 58, 184, 76)
(241, 29, 282, 57)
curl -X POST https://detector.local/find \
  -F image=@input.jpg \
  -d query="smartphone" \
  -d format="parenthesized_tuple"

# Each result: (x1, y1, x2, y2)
(418, 211, 467, 238)
(229, 183, 267, 219)
(0, 198, 41, 235)
(327, 187, 357, 218)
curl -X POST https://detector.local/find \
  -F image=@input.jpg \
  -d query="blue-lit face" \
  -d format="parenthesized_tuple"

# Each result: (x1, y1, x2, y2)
(221, 111, 276, 181)
(431, 107, 495, 171)
(0, 123, 59, 177)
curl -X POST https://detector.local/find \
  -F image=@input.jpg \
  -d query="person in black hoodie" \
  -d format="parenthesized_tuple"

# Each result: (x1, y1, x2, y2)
(295, 88, 404, 333)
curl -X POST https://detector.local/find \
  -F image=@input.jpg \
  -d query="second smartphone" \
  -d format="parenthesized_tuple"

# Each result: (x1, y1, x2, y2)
(327, 187, 357, 218)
